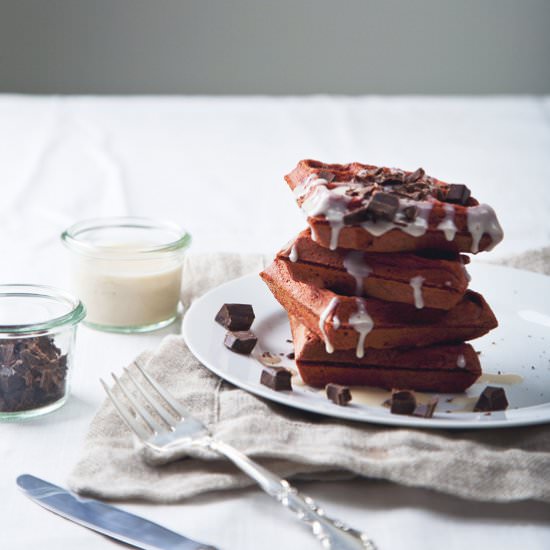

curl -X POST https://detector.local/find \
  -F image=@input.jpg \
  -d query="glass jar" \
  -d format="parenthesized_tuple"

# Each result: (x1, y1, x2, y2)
(61, 217, 191, 333)
(0, 284, 85, 420)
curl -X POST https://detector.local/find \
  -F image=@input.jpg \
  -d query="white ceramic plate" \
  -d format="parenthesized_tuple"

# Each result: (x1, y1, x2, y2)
(182, 263, 550, 429)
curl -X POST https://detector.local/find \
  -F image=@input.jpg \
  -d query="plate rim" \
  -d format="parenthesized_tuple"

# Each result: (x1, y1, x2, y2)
(182, 263, 550, 430)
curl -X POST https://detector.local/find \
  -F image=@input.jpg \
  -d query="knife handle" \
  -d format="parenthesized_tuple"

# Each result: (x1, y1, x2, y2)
(209, 439, 376, 550)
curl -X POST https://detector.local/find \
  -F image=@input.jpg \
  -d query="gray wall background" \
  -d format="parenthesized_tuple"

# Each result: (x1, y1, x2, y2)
(1, 0, 549, 95)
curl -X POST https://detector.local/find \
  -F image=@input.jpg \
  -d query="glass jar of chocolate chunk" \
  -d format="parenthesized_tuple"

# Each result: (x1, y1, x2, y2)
(0, 285, 85, 420)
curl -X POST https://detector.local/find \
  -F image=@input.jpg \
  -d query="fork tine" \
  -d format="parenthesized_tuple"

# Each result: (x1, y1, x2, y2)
(125, 367, 178, 428)
(134, 362, 188, 418)
(100, 378, 151, 441)
(111, 372, 165, 435)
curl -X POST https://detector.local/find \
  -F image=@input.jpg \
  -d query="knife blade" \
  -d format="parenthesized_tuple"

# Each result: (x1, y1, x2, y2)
(17, 474, 217, 550)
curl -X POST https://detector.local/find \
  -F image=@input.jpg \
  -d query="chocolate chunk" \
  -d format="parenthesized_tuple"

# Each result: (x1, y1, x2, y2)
(223, 330, 258, 355)
(343, 192, 399, 225)
(0, 336, 67, 413)
(317, 170, 335, 182)
(345, 184, 376, 200)
(260, 366, 292, 391)
(0, 373, 25, 394)
(343, 206, 371, 225)
(402, 205, 417, 221)
(473, 386, 508, 412)
(432, 187, 446, 201)
(215, 303, 255, 331)
(390, 390, 417, 415)
(408, 191, 423, 201)
(445, 184, 471, 205)
(326, 383, 352, 406)
(412, 398, 439, 418)
(286, 352, 295, 360)
(405, 167, 425, 184)
(383, 178, 403, 186)
(368, 193, 399, 221)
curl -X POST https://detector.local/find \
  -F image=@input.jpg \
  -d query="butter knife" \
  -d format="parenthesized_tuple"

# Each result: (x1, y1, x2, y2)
(17, 474, 217, 550)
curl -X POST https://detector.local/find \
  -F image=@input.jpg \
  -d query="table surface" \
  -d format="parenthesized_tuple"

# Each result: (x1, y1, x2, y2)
(1, 94, 550, 550)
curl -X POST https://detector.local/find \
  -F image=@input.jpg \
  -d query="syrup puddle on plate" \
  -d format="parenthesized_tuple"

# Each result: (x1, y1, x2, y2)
(476, 373, 523, 385)
(294, 372, 524, 415)
(347, 387, 390, 407)
(255, 351, 524, 415)
(442, 395, 479, 413)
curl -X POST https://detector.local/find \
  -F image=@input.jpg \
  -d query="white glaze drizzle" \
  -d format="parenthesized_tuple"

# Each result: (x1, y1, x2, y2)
(456, 354, 466, 368)
(293, 174, 327, 199)
(297, 172, 446, 248)
(466, 203, 504, 253)
(437, 204, 457, 241)
(348, 298, 374, 358)
(329, 222, 343, 250)
(319, 297, 339, 353)
(359, 217, 395, 237)
(332, 315, 341, 330)
(401, 201, 433, 237)
(301, 184, 351, 250)
(409, 275, 426, 309)
(343, 250, 372, 295)
(289, 243, 299, 262)
(360, 200, 433, 238)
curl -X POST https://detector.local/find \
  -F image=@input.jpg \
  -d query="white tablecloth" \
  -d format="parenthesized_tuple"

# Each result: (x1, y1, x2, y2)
(1, 94, 550, 550)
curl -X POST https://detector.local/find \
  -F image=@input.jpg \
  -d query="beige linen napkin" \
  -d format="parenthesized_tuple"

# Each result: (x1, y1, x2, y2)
(69, 252, 550, 503)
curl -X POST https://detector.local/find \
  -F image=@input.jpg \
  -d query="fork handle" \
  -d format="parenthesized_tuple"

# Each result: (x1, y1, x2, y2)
(208, 439, 376, 550)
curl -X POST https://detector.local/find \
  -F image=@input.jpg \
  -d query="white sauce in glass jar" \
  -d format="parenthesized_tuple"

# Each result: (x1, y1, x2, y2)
(72, 253, 183, 328)
(62, 218, 190, 332)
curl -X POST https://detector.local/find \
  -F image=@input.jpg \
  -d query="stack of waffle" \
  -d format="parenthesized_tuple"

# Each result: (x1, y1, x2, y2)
(260, 160, 504, 393)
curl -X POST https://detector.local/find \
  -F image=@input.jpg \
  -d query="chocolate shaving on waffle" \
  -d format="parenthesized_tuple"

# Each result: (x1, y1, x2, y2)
(343, 168, 441, 210)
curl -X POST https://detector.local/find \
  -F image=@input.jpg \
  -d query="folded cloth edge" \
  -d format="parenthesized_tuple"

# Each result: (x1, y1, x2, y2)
(68, 250, 550, 504)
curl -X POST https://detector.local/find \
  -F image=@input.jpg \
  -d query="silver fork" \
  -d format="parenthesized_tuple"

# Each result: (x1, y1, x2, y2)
(101, 364, 377, 550)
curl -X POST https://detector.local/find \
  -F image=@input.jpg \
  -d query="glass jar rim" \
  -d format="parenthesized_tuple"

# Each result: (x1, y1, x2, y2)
(0, 284, 86, 336)
(60, 216, 192, 258)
